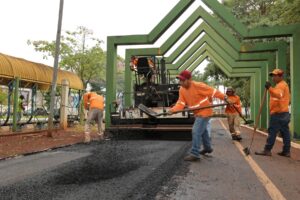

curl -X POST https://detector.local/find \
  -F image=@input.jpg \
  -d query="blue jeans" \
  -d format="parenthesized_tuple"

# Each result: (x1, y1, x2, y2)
(264, 112, 291, 153)
(190, 117, 211, 158)
(207, 118, 212, 139)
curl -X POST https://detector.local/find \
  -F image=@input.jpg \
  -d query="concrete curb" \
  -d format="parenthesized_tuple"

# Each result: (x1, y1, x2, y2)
(241, 124, 300, 149)
(0, 142, 84, 162)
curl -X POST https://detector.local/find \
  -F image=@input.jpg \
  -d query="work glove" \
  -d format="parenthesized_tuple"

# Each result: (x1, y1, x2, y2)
(224, 95, 233, 104)
(265, 81, 271, 90)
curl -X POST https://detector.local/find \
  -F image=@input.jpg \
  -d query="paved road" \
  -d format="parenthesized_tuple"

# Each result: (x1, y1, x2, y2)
(0, 140, 190, 200)
(0, 118, 299, 200)
(157, 119, 300, 200)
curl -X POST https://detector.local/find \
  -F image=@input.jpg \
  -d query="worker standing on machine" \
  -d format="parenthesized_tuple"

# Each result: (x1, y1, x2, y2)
(168, 70, 230, 161)
(83, 88, 105, 143)
(225, 87, 242, 141)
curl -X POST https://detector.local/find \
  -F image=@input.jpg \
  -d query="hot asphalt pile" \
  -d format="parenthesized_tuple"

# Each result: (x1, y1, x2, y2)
(0, 139, 190, 200)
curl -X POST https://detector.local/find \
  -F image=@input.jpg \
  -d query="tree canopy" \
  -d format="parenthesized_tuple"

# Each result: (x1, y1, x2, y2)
(28, 26, 107, 90)
(223, 0, 300, 27)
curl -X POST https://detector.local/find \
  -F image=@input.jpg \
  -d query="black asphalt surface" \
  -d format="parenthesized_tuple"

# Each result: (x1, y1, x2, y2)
(0, 139, 190, 200)
(1, 118, 300, 200)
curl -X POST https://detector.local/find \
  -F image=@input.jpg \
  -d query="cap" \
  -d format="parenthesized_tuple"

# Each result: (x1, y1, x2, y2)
(269, 69, 284, 76)
(176, 70, 192, 81)
(226, 87, 234, 92)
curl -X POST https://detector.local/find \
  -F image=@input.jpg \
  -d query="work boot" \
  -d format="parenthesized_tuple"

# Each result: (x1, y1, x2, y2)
(277, 151, 291, 157)
(235, 135, 242, 141)
(231, 135, 237, 140)
(255, 150, 272, 156)
(183, 155, 200, 162)
(200, 148, 213, 155)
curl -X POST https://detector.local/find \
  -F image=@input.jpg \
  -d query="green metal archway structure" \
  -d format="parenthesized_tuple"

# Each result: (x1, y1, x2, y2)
(106, 0, 300, 138)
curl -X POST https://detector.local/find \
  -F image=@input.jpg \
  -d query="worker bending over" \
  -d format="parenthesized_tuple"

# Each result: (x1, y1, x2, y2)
(83, 89, 105, 143)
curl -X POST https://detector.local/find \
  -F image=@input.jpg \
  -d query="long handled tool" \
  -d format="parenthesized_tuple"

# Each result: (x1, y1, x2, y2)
(224, 99, 253, 125)
(138, 103, 229, 118)
(243, 88, 268, 156)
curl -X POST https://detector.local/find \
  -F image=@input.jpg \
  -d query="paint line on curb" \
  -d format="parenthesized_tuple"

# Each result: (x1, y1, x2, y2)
(241, 124, 300, 149)
(220, 119, 287, 200)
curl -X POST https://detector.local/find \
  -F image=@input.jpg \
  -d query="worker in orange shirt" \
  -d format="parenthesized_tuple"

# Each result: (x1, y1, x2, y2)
(168, 70, 229, 161)
(225, 87, 242, 141)
(255, 69, 291, 157)
(83, 88, 105, 143)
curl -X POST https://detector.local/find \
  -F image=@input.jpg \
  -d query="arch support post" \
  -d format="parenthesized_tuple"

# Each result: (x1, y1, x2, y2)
(12, 77, 20, 132)
(290, 33, 300, 138)
(60, 79, 69, 130)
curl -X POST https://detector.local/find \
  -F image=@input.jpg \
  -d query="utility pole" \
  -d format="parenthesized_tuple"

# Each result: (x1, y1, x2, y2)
(48, 0, 64, 137)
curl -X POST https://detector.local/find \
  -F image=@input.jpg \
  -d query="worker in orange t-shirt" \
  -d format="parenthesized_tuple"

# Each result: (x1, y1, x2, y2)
(225, 87, 242, 141)
(168, 70, 229, 161)
(255, 69, 291, 157)
(83, 88, 105, 143)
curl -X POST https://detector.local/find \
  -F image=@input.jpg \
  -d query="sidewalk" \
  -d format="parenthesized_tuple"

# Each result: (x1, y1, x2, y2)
(0, 128, 102, 160)
(162, 119, 300, 200)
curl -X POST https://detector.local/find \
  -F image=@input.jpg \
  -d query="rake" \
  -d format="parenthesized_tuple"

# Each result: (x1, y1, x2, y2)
(138, 103, 229, 118)
(243, 88, 268, 156)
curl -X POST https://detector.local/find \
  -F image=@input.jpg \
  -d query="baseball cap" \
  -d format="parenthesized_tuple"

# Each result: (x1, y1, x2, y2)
(226, 87, 234, 92)
(176, 70, 192, 81)
(269, 69, 284, 76)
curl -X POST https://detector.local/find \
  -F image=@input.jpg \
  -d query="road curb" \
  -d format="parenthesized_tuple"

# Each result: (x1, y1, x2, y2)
(0, 142, 84, 162)
(241, 124, 300, 149)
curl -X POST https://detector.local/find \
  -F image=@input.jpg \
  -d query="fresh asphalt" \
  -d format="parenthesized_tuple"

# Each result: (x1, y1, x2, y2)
(0, 119, 299, 200)
(0, 139, 190, 200)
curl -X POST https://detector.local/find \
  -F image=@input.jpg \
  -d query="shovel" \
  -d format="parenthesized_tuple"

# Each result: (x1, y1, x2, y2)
(138, 103, 229, 118)
(243, 88, 268, 156)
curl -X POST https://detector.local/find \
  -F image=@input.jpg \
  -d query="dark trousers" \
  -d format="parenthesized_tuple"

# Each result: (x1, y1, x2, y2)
(264, 112, 291, 153)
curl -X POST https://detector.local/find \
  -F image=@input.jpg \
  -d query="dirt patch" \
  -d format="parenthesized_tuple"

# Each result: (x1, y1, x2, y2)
(0, 128, 102, 159)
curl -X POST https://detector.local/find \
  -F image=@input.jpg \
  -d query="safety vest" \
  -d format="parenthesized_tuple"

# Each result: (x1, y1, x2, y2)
(83, 92, 104, 110)
(171, 81, 225, 117)
(269, 80, 290, 114)
(225, 95, 241, 114)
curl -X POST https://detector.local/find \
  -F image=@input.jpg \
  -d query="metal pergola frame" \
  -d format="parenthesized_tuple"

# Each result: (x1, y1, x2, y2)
(106, 0, 300, 138)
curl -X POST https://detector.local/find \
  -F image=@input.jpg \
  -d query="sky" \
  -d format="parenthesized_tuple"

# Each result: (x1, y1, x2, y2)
(0, 0, 209, 72)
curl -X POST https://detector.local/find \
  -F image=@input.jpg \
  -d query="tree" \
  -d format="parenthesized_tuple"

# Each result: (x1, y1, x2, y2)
(202, 60, 228, 89)
(28, 26, 106, 90)
(223, 0, 300, 27)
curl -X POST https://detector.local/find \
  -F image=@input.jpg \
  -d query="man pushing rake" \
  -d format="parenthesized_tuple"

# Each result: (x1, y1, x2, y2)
(163, 70, 236, 161)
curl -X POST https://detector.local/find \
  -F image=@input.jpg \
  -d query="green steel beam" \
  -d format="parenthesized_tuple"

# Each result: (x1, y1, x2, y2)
(107, 0, 298, 135)
(105, 0, 194, 126)
(201, 0, 300, 38)
(201, 0, 299, 136)
(148, 0, 195, 42)
(290, 32, 300, 138)
(122, 5, 288, 130)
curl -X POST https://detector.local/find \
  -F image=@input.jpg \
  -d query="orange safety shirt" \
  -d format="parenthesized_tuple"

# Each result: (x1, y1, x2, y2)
(83, 92, 104, 110)
(269, 80, 290, 114)
(225, 95, 242, 114)
(170, 81, 225, 117)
